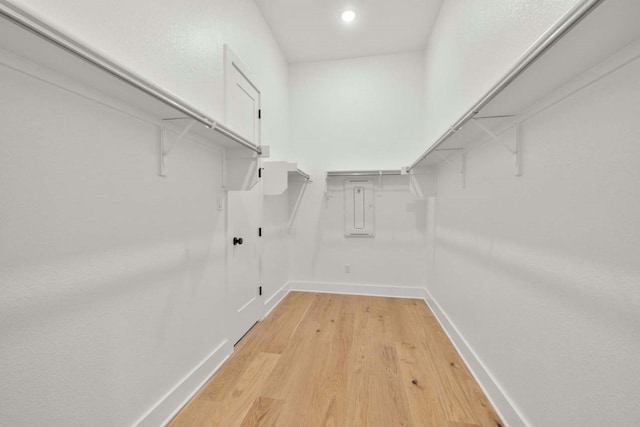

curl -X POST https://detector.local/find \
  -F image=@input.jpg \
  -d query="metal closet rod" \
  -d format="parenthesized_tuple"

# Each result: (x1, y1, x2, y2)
(407, 0, 604, 171)
(326, 170, 403, 177)
(294, 169, 311, 180)
(0, 0, 260, 154)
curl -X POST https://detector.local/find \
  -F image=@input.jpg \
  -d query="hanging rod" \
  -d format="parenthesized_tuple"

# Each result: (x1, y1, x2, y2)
(291, 169, 311, 180)
(0, 0, 261, 155)
(213, 123, 260, 153)
(326, 170, 403, 177)
(407, 0, 604, 171)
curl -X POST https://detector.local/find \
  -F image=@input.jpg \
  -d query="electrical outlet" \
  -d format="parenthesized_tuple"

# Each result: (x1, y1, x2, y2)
(345, 264, 351, 274)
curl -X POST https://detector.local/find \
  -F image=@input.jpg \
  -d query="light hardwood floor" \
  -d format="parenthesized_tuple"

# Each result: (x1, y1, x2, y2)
(169, 292, 503, 427)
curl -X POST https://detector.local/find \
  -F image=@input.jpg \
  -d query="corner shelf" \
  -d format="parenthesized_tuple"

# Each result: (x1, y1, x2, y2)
(263, 161, 310, 196)
(258, 161, 312, 232)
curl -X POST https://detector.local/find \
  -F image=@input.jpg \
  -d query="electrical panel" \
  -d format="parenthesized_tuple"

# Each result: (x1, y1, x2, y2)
(344, 180, 375, 237)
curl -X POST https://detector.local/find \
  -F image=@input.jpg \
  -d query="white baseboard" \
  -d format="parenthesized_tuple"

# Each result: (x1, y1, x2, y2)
(135, 283, 291, 427)
(288, 280, 426, 299)
(263, 282, 291, 319)
(423, 290, 526, 427)
(135, 339, 233, 427)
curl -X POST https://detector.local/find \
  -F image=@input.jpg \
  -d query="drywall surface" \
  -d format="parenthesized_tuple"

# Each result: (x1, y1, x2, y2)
(262, 190, 290, 303)
(289, 51, 425, 170)
(289, 175, 429, 290)
(0, 1, 290, 424)
(8, 0, 291, 160)
(0, 61, 225, 425)
(421, 0, 578, 157)
(430, 51, 640, 426)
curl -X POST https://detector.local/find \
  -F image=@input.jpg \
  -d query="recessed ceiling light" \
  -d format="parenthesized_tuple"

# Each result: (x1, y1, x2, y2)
(341, 10, 356, 23)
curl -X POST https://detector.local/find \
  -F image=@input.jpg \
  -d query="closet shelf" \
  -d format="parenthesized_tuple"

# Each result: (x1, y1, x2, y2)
(263, 162, 310, 195)
(408, 0, 640, 170)
(326, 170, 404, 177)
(0, 0, 260, 154)
(290, 168, 311, 181)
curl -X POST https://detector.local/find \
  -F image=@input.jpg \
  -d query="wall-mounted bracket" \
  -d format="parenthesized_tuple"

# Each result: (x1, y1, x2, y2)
(324, 172, 333, 203)
(159, 118, 198, 177)
(408, 170, 425, 199)
(288, 176, 310, 232)
(435, 148, 466, 188)
(470, 117, 521, 176)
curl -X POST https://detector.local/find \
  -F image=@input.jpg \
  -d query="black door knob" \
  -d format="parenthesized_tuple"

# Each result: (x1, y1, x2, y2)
(233, 237, 243, 246)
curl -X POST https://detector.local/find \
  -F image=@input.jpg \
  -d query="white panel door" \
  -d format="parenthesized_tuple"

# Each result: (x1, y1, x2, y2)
(225, 46, 261, 144)
(227, 183, 262, 345)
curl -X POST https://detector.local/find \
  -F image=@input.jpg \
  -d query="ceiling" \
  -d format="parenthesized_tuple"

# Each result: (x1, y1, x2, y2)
(255, 0, 444, 63)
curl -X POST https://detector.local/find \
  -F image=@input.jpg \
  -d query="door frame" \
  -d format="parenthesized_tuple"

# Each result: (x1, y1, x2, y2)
(224, 44, 262, 147)
(223, 46, 264, 345)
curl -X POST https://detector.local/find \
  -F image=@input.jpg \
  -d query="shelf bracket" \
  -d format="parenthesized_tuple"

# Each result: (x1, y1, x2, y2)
(324, 172, 333, 204)
(470, 118, 521, 176)
(409, 170, 425, 199)
(435, 149, 466, 189)
(160, 118, 197, 177)
(289, 177, 310, 232)
(470, 118, 509, 149)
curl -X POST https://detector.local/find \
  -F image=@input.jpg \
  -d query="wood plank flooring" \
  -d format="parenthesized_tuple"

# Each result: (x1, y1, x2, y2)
(168, 292, 503, 427)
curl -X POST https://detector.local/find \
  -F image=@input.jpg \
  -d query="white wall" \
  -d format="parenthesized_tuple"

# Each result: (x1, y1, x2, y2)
(423, 0, 578, 149)
(261, 190, 290, 309)
(430, 36, 640, 427)
(287, 51, 428, 293)
(289, 175, 430, 293)
(0, 1, 290, 425)
(289, 51, 425, 170)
